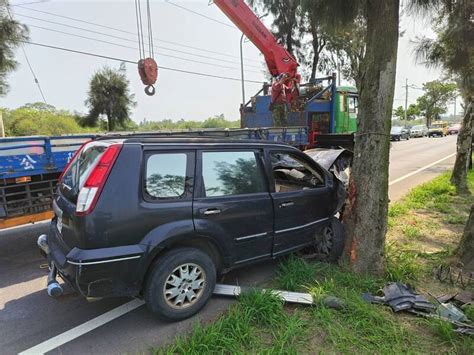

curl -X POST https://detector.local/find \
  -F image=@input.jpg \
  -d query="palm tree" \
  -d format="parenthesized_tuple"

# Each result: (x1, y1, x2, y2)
(0, 1, 29, 96)
(84, 65, 136, 131)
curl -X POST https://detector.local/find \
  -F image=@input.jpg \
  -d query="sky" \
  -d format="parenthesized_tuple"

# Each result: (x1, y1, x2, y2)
(2, 0, 458, 123)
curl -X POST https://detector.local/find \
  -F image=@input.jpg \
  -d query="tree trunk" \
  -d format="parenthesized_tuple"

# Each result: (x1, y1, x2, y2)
(458, 205, 474, 271)
(341, 0, 399, 275)
(450, 100, 473, 195)
(310, 24, 320, 81)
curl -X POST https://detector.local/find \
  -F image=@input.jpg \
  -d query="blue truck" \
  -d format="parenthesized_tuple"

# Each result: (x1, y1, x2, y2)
(1, 75, 356, 228)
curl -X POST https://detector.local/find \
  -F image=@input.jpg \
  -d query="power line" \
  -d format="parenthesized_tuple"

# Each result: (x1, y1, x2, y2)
(13, 4, 261, 63)
(25, 24, 263, 74)
(23, 41, 264, 84)
(164, 0, 235, 29)
(15, 13, 262, 69)
(4, 3, 47, 103)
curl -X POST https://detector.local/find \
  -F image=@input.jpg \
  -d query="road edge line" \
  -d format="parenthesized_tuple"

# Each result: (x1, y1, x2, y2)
(388, 153, 456, 186)
(18, 299, 145, 355)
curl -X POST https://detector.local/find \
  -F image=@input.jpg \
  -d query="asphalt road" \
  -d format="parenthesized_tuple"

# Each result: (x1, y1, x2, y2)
(0, 135, 458, 355)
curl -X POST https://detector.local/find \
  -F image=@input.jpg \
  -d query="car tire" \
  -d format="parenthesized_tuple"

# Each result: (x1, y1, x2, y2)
(145, 247, 216, 321)
(317, 217, 345, 263)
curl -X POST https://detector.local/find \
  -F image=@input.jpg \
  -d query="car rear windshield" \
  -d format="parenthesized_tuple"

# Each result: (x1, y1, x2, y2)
(59, 142, 109, 203)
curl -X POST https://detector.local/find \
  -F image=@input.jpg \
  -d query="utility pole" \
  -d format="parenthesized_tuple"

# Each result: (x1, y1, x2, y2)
(337, 60, 341, 86)
(454, 96, 457, 119)
(0, 110, 4, 138)
(404, 78, 408, 121)
(240, 33, 246, 107)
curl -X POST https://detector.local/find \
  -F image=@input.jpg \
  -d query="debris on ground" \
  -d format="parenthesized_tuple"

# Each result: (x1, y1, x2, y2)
(435, 265, 474, 288)
(213, 284, 345, 309)
(363, 282, 474, 336)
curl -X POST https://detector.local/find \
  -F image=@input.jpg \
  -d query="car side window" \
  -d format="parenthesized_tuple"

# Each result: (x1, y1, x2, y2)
(201, 151, 266, 197)
(145, 152, 193, 200)
(270, 152, 325, 192)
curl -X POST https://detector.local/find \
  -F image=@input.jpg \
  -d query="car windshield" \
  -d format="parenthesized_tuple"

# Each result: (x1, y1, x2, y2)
(431, 123, 444, 128)
(391, 127, 403, 133)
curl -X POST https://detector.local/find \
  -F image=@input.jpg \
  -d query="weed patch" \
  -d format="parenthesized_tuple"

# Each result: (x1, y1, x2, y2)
(275, 255, 316, 291)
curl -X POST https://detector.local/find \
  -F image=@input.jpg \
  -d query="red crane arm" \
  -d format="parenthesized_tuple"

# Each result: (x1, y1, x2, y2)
(214, 0, 298, 79)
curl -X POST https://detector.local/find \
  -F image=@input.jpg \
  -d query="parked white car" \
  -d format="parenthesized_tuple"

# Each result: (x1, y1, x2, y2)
(410, 125, 428, 138)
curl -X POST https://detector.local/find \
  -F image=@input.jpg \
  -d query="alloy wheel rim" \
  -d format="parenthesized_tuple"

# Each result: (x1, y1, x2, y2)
(163, 263, 206, 309)
(318, 226, 334, 255)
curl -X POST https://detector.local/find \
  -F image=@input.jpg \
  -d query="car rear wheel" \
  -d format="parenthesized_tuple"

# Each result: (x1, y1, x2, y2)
(145, 248, 216, 321)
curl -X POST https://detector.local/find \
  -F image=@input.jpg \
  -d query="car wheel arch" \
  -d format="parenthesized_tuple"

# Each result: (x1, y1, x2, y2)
(139, 235, 225, 293)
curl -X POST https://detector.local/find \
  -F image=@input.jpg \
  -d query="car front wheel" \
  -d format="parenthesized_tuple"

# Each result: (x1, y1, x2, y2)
(145, 247, 216, 321)
(316, 217, 345, 262)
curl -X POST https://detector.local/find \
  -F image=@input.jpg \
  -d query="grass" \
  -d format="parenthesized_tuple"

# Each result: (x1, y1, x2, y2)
(158, 289, 308, 354)
(156, 168, 474, 354)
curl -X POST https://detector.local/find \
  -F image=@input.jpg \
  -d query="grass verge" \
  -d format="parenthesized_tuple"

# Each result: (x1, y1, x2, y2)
(156, 169, 474, 354)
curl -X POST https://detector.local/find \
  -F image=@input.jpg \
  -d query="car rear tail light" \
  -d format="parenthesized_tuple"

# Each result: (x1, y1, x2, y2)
(76, 144, 122, 215)
(59, 140, 91, 182)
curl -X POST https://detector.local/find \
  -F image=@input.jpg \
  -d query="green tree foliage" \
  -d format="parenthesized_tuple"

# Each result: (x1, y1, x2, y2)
(412, 0, 473, 100)
(415, 80, 457, 126)
(138, 114, 239, 131)
(411, 0, 473, 195)
(250, 1, 335, 81)
(2, 104, 92, 136)
(393, 104, 421, 121)
(318, 14, 366, 87)
(250, 0, 302, 56)
(0, 2, 29, 96)
(84, 65, 136, 131)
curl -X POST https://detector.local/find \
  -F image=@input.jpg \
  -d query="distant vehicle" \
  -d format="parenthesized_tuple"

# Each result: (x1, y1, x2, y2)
(410, 125, 428, 138)
(37, 136, 346, 321)
(448, 124, 461, 135)
(391, 126, 410, 141)
(428, 121, 449, 137)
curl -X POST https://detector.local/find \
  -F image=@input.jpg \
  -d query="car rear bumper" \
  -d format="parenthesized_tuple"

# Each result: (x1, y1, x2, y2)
(39, 221, 146, 298)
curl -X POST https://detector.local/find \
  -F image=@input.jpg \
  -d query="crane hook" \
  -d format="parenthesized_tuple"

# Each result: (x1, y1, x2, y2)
(144, 85, 156, 96)
(138, 58, 158, 96)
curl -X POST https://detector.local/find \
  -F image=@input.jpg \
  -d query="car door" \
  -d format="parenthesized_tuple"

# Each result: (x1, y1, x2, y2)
(267, 149, 332, 256)
(193, 149, 274, 265)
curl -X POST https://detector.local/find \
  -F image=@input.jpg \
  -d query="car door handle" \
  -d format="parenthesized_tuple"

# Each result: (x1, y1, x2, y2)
(203, 208, 222, 216)
(279, 201, 294, 208)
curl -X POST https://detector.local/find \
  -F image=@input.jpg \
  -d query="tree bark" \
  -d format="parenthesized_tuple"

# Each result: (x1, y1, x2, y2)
(458, 205, 474, 271)
(450, 99, 473, 195)
(341, 0, 399, 275)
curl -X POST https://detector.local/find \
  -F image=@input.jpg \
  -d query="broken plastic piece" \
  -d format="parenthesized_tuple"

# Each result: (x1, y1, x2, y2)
(437, 303, 468, 322)
(364, 282, 436, 313)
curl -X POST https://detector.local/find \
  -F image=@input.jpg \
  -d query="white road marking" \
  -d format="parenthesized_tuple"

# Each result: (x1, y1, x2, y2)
(19, 151, 458, 354)
(0, 219, 50, 233)
(18, 299, 145, 355)
(389, 153, 456, 186)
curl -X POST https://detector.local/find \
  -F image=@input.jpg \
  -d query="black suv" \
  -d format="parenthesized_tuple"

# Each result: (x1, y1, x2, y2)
(38, 136, 346, 321)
